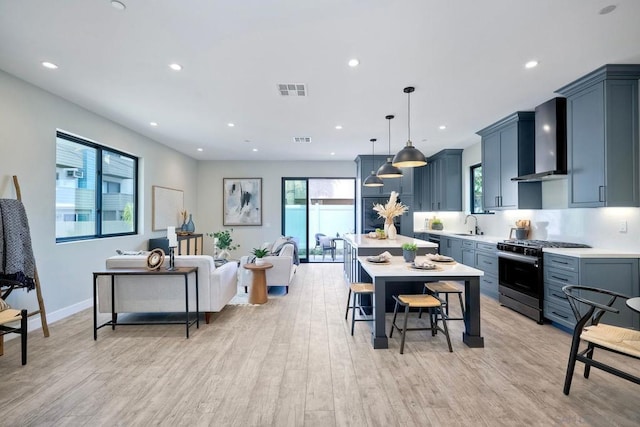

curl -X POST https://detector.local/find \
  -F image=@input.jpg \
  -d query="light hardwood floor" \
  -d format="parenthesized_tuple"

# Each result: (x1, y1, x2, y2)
(1, 263, 638, 426)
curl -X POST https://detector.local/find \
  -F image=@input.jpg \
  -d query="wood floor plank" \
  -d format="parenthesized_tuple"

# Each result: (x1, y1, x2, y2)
(0, 263, 638, 426)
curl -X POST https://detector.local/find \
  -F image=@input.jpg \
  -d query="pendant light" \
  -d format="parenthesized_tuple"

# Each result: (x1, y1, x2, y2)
(392, 86, 427, 168)
(376, 115, 403, 178)
(363, 138, 384, 187)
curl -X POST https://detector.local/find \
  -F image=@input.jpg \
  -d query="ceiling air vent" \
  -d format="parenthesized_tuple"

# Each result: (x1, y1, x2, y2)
(293, 137, 311, 144)
(278, 83, 307, 96)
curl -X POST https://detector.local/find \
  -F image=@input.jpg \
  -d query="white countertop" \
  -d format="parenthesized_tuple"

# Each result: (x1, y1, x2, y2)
(414, 229, 640, 258)
(358, 255, 484, 278)
(543, 247, 640, 258)
(343, 234, 437, 249)
(413, 229, 504, 244)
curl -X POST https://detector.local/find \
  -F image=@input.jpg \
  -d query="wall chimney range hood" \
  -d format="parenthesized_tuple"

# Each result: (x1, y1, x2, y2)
(512, 97, 567, 182)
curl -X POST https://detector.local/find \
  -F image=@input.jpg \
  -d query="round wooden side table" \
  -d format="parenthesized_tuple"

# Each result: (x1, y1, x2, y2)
(243, 262, 273, 304)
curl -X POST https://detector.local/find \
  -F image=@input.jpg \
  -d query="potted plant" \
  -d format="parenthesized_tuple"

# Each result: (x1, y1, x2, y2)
(431, 218, 443, 230)
(402, 243, 418, 262)
(251, 247, 270, 265)
(206, 229, 239, 259)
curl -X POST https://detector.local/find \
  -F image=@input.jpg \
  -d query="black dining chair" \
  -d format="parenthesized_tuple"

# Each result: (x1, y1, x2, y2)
(562, 285, 640, 395)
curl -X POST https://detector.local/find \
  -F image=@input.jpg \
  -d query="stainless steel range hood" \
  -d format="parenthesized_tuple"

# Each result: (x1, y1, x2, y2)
(512, 97, 567, 182)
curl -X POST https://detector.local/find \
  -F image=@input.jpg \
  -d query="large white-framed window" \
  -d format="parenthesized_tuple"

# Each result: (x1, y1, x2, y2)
(55, 131, 138, 242)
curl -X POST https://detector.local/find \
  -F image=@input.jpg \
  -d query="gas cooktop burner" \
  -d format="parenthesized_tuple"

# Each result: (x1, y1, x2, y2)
(502, 240, 591, 249)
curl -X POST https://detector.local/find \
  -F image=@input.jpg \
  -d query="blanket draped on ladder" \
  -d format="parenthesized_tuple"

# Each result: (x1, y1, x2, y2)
(0, 199, 36, 290)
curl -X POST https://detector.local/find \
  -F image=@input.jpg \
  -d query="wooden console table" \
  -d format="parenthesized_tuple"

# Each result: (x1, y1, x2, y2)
(93, 266, 199, 339)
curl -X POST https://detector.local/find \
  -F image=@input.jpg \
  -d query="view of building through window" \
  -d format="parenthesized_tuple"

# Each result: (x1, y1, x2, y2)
(55, 132, 137, 241)
(471, 164, 483, 213)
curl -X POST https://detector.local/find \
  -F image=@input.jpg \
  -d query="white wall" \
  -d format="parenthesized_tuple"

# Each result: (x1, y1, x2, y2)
(0, 70, 198, 323)
(414, 141, 640, 252)
(196, 161, 355, 257)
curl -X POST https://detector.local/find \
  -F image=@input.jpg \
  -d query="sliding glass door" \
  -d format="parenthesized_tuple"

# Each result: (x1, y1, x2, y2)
(282, 178, 355, 263)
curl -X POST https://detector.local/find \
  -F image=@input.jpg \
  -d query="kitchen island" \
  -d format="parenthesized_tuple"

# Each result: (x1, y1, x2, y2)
(343, 233, 437, 283)
(359, 255, 485, 349)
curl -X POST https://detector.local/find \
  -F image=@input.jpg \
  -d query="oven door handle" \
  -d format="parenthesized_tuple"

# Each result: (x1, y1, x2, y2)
(497, 251, 539, 266)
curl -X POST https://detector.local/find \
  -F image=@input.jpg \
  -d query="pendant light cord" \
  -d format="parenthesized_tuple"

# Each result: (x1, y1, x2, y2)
(388, 117, 392, 155)
(407, 90, 411, 142)
(370, 138, 376, 172)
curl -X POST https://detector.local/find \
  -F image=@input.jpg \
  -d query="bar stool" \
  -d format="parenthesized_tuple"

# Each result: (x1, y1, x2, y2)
(344, 282, 374, 335)
(424, 281, 465, 321)
(390, 294, 452, 354)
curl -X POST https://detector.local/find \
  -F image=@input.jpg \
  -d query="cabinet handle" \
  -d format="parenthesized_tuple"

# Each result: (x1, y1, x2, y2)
(551, 311, 569, 320)
(550, 275, 568, 282)
(552, 260, 569, 265)
(551, 292, 567, 299)
(495, 196, 499, 206)
(599, 186, 605, 202)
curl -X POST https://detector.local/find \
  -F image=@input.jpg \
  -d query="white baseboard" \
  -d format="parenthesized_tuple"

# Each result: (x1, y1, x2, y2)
(3, 298, 93, 342)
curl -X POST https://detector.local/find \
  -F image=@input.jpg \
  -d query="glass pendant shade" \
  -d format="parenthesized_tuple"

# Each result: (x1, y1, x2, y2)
(392, 86, 427, 168)
(377, 114, 403, 178)
(363, 138, 384, 187)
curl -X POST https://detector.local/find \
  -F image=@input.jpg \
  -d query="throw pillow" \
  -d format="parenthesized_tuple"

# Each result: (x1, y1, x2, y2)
(0, 297, 10, 312)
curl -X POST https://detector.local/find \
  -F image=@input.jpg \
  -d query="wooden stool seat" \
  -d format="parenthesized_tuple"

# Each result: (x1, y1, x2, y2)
(390, 294, 452, 354)
(345, 282, 374, 335)
(426, 281, 460, 294)
(0, 308, 28, 365)
(397, 294, 441, 308)
(350, 283, 374, 294)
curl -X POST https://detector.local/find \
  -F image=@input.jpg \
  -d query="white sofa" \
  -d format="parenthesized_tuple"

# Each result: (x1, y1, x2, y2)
(238, 239, 297, 293)
(97, 255, 238, 323)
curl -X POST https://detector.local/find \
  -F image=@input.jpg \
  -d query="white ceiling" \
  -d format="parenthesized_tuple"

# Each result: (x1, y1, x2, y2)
(1, 0, 640, 161)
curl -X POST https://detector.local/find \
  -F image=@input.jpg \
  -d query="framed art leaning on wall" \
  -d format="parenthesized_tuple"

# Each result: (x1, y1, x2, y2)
(223, 178, 262, 226)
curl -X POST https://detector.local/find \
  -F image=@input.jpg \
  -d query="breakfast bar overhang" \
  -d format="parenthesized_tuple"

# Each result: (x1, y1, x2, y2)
(358, 255, 485, 349)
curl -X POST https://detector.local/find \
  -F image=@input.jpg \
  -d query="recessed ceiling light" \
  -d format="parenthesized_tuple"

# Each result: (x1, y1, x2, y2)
(169, 63, 182, 71)
(149, 122, 158, 127)
(439, 125, 447, 130)
(227, 123, 235, 127)
(330, 152, 335, 156)
(41, 61, 58, 69)
(525, 60, 539, 69)
(348, 59, 360, 67)
(252, 148, 258, 152)
(335, 125, 342, 130)
(599, 5, 617, 15)
(197, 148, 203, 152)
(111, 1, 126, 10)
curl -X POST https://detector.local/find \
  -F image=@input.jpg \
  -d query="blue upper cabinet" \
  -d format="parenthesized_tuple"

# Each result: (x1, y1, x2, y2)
(477, 112, 542, 210)
(556, 64, 640, 208)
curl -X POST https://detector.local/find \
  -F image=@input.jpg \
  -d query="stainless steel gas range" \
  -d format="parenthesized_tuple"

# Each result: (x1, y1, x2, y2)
(496, 239, 590, 323)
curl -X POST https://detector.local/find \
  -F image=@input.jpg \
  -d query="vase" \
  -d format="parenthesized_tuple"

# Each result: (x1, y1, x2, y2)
(185, 214, 195, 233)
(218, 249, 230, 260)
(403, 250, 416, 263)
(387, 223, 397, 239)
(181, 220, 188, 232)
(256, 258, 266, 266)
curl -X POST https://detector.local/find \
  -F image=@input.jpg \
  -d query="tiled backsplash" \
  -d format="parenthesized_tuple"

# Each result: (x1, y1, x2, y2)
(414, 207, 640, 252)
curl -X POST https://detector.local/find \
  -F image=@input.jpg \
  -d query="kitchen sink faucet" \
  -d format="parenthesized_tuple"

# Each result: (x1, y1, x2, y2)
(465, 214, 479, 235)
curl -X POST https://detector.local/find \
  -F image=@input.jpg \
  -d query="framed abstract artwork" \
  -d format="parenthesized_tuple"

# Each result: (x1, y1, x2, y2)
(223, 178, 262, 226)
